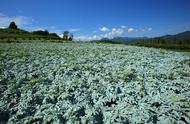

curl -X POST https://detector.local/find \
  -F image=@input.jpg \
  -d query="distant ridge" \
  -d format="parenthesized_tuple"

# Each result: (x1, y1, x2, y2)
(0, 21, 74, 42)
(0, 28, 61, 42)
(161, 31, 190, 40)
(101, 36, 148, 42)
(98, 31, 190, 50)
(100, 31, 190, 42)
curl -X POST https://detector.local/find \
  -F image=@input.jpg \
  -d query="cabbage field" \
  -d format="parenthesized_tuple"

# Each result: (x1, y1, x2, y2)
(0, 43, 190, 124)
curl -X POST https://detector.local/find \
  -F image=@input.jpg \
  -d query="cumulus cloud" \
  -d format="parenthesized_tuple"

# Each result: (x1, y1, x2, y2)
(141, 27, 152, 32)
(120, 25, 127, 29)
(100, 27, 109, 32)
(75, 28, 124, 41)
(75, 25, 153, 41)
(103, 28, 124, 39)
(75, 25, 150, 41)
(74, 35, 101, 41)
(0, 13, 34, 28)
(148, 27, 152, 31)
(128, 28, 135, 32)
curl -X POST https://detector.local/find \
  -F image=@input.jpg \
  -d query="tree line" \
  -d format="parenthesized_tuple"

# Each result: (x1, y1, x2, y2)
(5, 21, 73, 41)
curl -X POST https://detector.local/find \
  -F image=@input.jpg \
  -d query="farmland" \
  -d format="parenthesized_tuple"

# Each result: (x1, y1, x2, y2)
(0, 43, 190, 123)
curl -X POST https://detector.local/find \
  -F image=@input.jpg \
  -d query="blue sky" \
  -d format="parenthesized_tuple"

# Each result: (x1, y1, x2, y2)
(0, 0, 190, 40)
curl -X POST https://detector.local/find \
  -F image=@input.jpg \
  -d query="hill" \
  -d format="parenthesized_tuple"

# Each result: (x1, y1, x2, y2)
(162, 31, 190, 40)
(127, 31, 190, 50)
(0, 28, 62, 42)
(101, 36, 148, 42)
(98, 31, 190, 51)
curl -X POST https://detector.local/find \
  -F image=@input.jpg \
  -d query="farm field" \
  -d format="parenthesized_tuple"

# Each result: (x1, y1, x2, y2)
(0, 43, 190, 123)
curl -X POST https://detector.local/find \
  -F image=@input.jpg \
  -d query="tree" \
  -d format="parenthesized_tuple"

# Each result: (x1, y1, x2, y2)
(69, 33, 73, 41)
(8, 22, 18, 29)
(49, 33, 59, 38)
(63, 31, 69, 40)
(44, 30, 49, 35)
(32, 30, 49, 36)
(63, 31, 74, 41)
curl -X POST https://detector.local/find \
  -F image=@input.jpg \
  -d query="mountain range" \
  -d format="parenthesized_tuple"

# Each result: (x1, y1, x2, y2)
(101, 31, 190, 42)
(161, 31, 190, 40)
(101, 37, 148, 42)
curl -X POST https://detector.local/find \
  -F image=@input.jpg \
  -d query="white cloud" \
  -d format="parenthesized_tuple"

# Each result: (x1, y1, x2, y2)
(141, 27, 152, 32)
(120, 25, 127, 29)
(69, 28, 80, 32)
(100, 27, 109, 32)
(103, 28, 124, 39)
(0, 13, 34, 28)
(74, 35, 102, 41)
(148, 27, 152, 31)
(75, 27, 124, 41)
(75, 25, 151, 41)
(128, 28, 135, 32)
(75, 25, 154, 41)
(112, 28, 117, 32)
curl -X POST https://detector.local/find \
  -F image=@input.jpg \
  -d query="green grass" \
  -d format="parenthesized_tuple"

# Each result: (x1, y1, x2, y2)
(0, 28, 63, 43)
(127, 41, 190, 51)
(97, 39, 190, 52)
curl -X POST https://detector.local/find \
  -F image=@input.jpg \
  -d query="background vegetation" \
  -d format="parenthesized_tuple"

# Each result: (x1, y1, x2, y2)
(1, 22, 190, 51)
(98, 31, 190, 51)
(0, 22, 73, 43)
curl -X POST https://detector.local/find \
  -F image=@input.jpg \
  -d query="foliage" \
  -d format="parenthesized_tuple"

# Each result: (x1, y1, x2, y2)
(63, 31, 73, 41)
(98, 31, 190, 51)
(0, 43, 190, 123)
(0, 28, 62, 42)
(97, 37, 190, 51)
(32, 30, 49, 36)
(0, 22, 66, 42)
(63, 31, 69, 40)
(8, 21, 18, 30)
(127, 38, 190, 51)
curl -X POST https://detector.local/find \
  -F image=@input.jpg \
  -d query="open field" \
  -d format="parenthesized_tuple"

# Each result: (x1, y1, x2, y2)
(0, 43, 190, 123)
